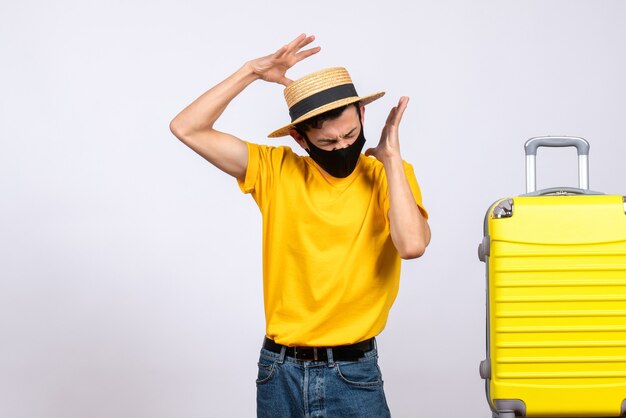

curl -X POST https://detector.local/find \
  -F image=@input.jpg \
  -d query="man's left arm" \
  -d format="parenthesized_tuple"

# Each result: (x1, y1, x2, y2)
(365, 96, 431, 259)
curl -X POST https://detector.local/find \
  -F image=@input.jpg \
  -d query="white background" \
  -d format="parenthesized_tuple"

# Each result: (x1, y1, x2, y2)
(2, 1, 626, 417)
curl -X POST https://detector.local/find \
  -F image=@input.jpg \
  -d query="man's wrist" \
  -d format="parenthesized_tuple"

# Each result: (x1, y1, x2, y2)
(241, 61, 262, 82)
(380, 153, 403, 168)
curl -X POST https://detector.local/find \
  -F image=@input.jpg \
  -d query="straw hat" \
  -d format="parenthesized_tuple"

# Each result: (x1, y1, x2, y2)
(268, 67, 385, 138)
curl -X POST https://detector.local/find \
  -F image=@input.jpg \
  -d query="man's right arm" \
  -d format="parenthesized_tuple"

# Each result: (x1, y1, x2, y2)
(169, 34, 320, 181)
(169, 65, 258, 180)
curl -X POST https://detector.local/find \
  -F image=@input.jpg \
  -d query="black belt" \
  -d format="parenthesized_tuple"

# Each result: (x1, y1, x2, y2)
(262, 337, 374, 362)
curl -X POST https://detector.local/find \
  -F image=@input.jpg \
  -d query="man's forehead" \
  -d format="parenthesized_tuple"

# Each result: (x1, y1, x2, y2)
(310, 107, 360, 138)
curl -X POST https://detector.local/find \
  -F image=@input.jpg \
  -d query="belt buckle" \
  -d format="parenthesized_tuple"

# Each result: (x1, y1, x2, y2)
(293, 346, 319, 361)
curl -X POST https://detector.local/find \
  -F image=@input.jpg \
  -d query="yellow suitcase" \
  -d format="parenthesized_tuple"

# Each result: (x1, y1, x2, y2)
(478, 137, 626, 417)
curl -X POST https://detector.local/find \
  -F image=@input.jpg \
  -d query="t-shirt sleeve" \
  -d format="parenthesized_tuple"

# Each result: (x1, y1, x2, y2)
(237, 141, 260, 194)
(236, 142, 287, 210)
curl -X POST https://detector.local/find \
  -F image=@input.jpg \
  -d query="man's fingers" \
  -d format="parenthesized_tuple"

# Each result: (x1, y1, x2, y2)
(295, 46, 321, 61)
(385, 107, 396, 126)
(285, 33, 314, 54)
(274, 45, 288, 59)
(286, 33, 307, 51)
(278, 76, 293, 87)
(296, 34, 316, 50)
(393, 96, 409, 126)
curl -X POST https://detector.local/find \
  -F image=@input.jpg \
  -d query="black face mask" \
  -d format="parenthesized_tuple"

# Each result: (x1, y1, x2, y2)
(303, 129, 366, 178)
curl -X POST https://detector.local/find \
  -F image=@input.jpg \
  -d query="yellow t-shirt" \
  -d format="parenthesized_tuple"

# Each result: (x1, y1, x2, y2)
(238, 143, 427, 346)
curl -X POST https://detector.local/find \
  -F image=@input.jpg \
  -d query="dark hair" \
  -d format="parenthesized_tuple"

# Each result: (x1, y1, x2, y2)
(294, 102, 361, 137)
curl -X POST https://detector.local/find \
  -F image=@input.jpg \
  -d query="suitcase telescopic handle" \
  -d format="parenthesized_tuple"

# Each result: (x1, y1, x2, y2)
(524, 136, 590, 193)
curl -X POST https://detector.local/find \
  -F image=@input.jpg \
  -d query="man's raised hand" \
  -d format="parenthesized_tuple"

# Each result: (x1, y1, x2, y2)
(365, 96, 409, 164)
(248, 34, 321, 86)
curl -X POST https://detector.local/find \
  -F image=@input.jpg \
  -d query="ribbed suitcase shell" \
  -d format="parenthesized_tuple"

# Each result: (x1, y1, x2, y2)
(484, 194, 626, 417)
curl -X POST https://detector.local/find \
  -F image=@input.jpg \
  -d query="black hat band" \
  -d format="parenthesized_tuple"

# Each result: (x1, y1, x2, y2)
(289, 83, 358, 122)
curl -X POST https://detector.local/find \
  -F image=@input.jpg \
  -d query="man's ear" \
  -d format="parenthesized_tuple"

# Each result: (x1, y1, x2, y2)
(359, 104, 365, 125)
(290, 128, 308, 150)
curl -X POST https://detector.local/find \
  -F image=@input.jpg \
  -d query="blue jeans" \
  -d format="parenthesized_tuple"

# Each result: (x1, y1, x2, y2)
(256, 340, 391, 418)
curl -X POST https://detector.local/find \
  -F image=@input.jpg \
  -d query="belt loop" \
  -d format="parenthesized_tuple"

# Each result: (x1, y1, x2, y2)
(326, 347, 334, 367)
(278, 346, 286, 364)
(373, 337, 377, 351)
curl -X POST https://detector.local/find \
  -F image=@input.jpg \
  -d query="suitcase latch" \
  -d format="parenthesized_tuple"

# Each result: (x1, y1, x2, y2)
(492, 199, 514, 219)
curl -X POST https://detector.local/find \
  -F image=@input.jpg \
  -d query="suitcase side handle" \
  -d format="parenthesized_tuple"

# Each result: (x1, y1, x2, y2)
(524, 136, 590, 193)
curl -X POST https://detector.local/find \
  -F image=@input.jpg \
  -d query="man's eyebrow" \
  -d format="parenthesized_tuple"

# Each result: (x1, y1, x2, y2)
(318, 127, 358, 142)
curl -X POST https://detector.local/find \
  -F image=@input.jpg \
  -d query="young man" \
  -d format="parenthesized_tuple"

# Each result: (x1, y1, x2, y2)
(170, 34, 430, 418)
